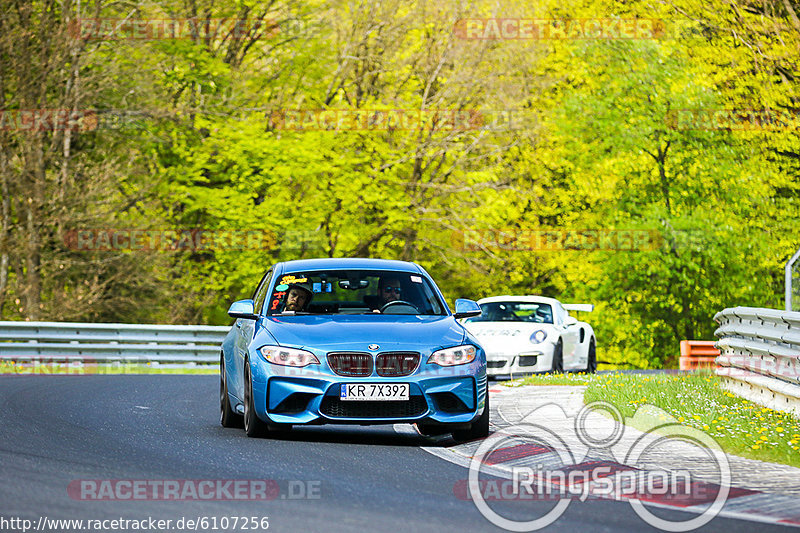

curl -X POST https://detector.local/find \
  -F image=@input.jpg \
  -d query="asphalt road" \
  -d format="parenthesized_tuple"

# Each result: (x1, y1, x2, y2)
(0, 376, 790, 532)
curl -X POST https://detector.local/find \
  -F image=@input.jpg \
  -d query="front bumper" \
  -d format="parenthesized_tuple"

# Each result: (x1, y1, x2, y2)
(248, 351, 487, 426)
(485, 348, 553, 377)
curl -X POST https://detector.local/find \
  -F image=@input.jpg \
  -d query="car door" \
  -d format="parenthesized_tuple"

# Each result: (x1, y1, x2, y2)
(231, 270, 272, 399)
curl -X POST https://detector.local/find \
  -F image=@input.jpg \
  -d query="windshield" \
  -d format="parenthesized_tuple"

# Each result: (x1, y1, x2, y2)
(465, 302, 554, 324)
(265, 269, 447, 316)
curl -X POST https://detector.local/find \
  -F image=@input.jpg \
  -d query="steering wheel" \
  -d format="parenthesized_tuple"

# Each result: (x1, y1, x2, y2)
(379, 300, 420, 314)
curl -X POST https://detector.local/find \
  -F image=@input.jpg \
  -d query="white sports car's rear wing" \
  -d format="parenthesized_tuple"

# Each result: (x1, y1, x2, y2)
(563, 303, 594, 313)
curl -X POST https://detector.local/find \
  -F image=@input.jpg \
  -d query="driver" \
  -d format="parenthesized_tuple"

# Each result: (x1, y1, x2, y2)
(375, 276, 402, 309)
(283, 283, 313, 312)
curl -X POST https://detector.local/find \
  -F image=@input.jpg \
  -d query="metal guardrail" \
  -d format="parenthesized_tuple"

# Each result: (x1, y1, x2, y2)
(0, 321, 229, 363)
(713, 307, 800, 416)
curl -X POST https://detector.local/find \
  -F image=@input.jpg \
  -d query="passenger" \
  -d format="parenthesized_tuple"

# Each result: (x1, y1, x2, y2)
(283, 284, 313, 312)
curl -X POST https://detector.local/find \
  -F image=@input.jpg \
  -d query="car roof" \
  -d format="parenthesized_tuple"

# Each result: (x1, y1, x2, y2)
(277, 257, 424, 274)
(476, 295, 562, 306)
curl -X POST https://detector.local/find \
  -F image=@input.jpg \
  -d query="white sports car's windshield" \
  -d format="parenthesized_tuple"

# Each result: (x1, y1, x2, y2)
(465, 302, 553, 324)
(266, 269, 447, 316)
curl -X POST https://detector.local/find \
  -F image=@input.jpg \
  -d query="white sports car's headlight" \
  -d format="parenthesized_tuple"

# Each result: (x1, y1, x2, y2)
(259, 345, 320, 367)
(427, 345, 477, 366)
(530, 330, 548, 344)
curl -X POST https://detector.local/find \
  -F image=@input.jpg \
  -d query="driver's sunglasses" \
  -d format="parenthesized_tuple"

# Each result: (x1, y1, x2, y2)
(382, 286, 401, 294)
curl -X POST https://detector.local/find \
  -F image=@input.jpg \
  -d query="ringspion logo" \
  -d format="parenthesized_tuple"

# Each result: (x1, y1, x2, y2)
(466, 402, 731, 531)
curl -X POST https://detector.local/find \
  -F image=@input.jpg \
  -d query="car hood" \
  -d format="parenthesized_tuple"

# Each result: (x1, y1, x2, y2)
(258, 314, 466, 352)
(463, 322, 559, 346)
(464, 322, 555, 337)
(463, 322, 556, 354)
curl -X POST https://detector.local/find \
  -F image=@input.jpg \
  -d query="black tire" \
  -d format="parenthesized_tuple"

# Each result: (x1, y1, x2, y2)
(452, 392, 490, 442)
(550, 340, 564, 374)
(243, 359, 270, 438)
(220, 354, 243, 428)
(586, 338, 597, 374)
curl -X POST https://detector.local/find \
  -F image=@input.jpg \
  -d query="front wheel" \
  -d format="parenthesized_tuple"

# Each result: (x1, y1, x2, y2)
(243, 359, 270, 438)
(220, 354, 243, 428)
(586, 338, 597, 374)
(550, 340, 564, 374)
(452, 392, 490, 442)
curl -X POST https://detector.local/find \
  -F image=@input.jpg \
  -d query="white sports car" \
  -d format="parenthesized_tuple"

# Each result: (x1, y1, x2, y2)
(461, 296, 596, 378)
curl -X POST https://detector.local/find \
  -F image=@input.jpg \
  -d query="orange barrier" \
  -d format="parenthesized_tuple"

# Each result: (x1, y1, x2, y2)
(679, 340, 720, 370)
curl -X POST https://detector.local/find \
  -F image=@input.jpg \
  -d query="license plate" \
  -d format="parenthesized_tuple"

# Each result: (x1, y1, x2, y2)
(340, 383, 409, 401)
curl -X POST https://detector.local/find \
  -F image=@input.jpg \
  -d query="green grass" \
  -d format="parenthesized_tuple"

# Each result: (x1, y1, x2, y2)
(0, 361, 218, 375)
(511, 372, 595, 386)
(510, 371, 800, 468)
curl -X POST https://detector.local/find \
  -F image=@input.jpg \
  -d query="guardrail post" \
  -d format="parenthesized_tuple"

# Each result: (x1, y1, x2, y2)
(787, 247, 800, 312)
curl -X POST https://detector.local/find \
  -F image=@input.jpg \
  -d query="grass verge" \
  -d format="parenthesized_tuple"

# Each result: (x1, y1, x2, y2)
(511, 371, 800, 468)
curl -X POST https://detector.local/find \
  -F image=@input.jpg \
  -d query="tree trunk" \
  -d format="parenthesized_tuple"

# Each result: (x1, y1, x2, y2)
(0, 150, 9, 317)
(0, 53, 8, 317)
(25, 142, 46, 320)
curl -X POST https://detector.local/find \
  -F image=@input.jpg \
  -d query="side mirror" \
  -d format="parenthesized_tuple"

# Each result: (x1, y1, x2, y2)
(228, 299, 258, 320)
(564, 315, 578, 326)
(454, 298, 482, 319)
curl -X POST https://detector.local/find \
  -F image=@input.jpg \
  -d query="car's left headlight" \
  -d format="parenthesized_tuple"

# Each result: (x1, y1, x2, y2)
(530, 330, 548, 344)
(259, 345, 320, 367)
(427, 345, 477, 366)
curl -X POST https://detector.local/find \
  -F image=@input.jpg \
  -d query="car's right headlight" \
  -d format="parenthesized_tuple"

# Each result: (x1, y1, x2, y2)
(427, 345, 477, 366)
(258, 345, 320, 367)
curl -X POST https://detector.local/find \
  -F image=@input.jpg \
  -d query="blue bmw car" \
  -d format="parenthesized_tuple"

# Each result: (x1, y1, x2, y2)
(219, 258, 488, 441)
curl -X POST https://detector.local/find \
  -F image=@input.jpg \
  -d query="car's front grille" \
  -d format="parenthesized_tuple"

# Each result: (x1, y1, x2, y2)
(376, 352, 420, 377)
(328, 352, 373, 377)
(487, 360, 506, 369)
(320, 396, 428, 418)
(518, 355, 538, 367)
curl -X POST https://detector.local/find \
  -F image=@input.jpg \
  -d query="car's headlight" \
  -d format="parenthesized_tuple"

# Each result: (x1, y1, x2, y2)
(427, 345, 477, 366)
(530, 330, 548, 344)
(259, 345, 320, 367)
